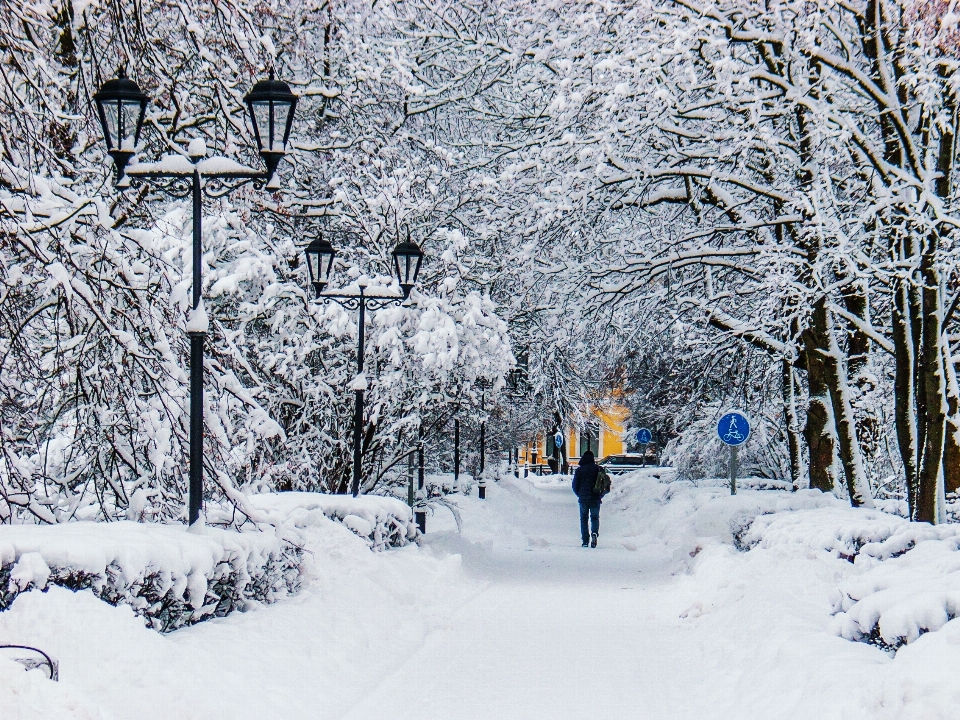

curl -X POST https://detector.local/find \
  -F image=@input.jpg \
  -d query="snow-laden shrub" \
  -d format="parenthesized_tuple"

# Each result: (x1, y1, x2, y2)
(828, 524, 960, 650)
(0, 522, 301, 633)
(740, 505, 960, 651)
(741, 506, 907, 558)
(247, 493, 418, 551)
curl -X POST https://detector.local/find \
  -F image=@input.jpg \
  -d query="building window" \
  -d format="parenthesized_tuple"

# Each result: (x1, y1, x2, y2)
(579, 426, 598, 455)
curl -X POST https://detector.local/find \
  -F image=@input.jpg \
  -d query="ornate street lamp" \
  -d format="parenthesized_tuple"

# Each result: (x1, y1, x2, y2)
(92, 68, 299, 526)
(303, 233, 425, 497)
(92, 69, 148, 180)
(304, 236, 337, 297)
(392, 233, 424, 299)
(244, 70, 298, 183)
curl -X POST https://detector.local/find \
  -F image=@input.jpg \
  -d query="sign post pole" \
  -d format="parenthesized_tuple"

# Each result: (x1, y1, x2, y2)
(636, 428, 653, 467)
(717, 412, 750, 496)
(729, 445, 738, 496)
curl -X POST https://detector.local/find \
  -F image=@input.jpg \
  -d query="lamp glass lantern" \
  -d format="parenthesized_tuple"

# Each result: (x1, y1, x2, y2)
(244, 71, 298, 180)
(304, 236, 336, 297)
(392, 238, 424, 298)
(93, 71, 149, 176)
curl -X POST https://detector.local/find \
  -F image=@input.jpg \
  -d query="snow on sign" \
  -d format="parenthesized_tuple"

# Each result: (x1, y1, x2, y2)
(554, 432, 563, 448)
(636, 428, 653, 445)
(717, 412, 751, 446)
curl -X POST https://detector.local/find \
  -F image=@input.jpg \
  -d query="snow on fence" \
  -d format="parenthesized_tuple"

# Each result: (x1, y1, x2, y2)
(247, 492, 419, 551)
(742, 506, 960, 651)
(0, 522, 301, 633)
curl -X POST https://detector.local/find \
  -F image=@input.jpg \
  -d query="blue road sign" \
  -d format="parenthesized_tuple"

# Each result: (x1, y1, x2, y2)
(636, 428, 653, 445)
(554, 432, 563, 448)
(717, 412, 751, 446)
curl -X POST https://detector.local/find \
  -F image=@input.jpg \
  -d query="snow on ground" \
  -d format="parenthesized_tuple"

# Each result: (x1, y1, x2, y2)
(3, 470, 960, 719)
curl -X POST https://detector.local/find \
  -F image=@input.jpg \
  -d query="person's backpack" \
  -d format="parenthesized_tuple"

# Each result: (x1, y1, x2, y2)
(594, 466, 612, 496)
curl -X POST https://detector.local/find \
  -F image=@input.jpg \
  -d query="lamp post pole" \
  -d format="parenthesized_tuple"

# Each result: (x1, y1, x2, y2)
(416, 435, 426, 532)
(454, 418, 460, 488)
(352, 288, 367, 497)
(303, 232, 425, 498)
(478, 389, 486, 499)
(93, 70, 298, 526)
(188, 168, 204, 523)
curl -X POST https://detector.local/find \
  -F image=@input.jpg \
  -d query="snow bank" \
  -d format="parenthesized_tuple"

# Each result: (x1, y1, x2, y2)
(734, 500, 960, 651)
(742, 506, 908, 558)
(825, 523, 960, 649)
(247, 492, 418, 551)
(0, 522, 300, 632)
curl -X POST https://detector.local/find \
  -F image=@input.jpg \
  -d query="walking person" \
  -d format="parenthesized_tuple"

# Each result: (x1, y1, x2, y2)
(572, 450, 609, 547)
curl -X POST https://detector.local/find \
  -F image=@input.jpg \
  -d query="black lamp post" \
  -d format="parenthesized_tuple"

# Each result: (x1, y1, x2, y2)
(304, 232, 425, 497)
(93, 68, 298, 526)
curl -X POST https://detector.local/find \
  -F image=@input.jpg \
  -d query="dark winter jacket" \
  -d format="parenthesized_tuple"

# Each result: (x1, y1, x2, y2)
(572, 457, 603, 507)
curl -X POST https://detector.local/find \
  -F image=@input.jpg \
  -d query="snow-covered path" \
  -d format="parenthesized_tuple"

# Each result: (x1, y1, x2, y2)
(4, 471, 960, 719)
(342, 477, 689, 720)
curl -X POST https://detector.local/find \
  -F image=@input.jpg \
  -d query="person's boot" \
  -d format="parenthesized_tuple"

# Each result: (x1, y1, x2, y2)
(591, 533, 598, 548)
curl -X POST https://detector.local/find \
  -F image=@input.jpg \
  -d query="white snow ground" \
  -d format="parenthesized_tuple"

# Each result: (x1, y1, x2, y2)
(3, 470, 960, 719)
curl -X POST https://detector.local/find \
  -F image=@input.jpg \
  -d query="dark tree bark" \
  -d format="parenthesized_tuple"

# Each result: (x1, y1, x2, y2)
(816, 302, 871, 506)
(893, 274, 920, 514)
(782, 358, 804, 489)
(803, 299, 837, 493)
(916, 245, 946, 524)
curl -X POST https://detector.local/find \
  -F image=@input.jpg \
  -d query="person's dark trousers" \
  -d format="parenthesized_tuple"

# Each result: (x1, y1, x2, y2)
(579, 502, 600, 545)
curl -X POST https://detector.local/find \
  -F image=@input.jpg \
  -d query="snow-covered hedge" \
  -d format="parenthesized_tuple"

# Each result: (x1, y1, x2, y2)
(0, 522, 301, 633)
(741, 506, 960, 651)
(739, 507, 907, 560)
(828, 523, 960, 650)
(247, 493, 419, 551)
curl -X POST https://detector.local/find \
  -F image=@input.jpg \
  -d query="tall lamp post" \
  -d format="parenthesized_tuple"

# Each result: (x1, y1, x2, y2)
(303, 232, 424, 498)
(92, 68, 299, 526)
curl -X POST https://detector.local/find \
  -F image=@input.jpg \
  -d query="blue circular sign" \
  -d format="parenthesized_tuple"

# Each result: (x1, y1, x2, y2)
(554, 432, 563, 448)
(636, 428, 653, 445)
(717, 412, 751, 446)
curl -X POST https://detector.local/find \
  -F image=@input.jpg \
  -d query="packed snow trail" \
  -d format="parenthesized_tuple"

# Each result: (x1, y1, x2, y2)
(4, 471, 960, 719)
(341, 476, 700, 720)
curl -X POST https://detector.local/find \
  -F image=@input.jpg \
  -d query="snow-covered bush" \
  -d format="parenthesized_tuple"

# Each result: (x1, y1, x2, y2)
(740, 505, 960, 651)
(741, 507, 907, 559)
(0, 523, 301, 633)
(247, 493, 418, 552)
(828, 524, 960, 650)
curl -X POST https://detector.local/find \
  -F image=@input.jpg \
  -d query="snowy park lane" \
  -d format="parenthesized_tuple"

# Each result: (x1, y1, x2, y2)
(5, 472, 960, 719)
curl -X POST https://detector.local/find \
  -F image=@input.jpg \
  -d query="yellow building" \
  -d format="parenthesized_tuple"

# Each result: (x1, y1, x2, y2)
(517, 405, 629, 473)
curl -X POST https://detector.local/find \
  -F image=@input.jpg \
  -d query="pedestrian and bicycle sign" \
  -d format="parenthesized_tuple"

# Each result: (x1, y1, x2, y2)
(636, 428, 653, 445)
(717, 412, 750, 446)
(554, 432, 563, 448)
(717, 411, 750, 497)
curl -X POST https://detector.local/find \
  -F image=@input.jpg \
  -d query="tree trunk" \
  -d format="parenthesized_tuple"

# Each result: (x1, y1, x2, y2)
(819, 303, 872, 506)
(803, 299, 838, 493)
(941, 341, 960, 495)
(782, 358, 804, 489)
(916, 245, 946, 524)
(893, 266, 920, 515)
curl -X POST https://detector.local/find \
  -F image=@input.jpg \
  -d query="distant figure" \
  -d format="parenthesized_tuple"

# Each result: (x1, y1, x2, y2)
(572, 450, 606, 548)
